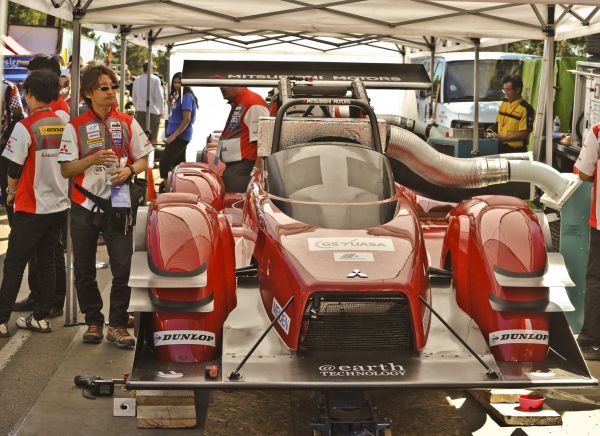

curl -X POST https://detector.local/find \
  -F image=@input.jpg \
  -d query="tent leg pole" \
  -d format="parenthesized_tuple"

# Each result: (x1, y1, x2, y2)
(65, 5, 84, 327)
(545, 5, 556, 166)
(145, 30, 153, 136)
(119, 26, 129, 112)
(0, 0, 8, 97)
(472, 38, 480, 156)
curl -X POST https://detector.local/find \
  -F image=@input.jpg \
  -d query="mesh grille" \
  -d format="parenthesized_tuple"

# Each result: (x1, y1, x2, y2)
(301, 293, 412, 351)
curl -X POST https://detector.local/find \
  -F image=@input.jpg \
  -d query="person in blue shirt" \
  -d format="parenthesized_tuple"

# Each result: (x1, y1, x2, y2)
(159, 72, 198, 185)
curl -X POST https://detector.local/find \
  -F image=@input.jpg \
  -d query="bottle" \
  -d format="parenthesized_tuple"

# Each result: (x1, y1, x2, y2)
(553, 116, 561, 133)
(105, 160, 119, 185)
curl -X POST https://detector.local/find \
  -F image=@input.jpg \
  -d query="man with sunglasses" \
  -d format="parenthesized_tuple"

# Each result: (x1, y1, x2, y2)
(488, 75, 534, 154)
(58, 64, 153, 349)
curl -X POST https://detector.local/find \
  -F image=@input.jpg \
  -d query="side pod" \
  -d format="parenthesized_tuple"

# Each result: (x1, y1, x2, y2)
(442, 195, 573, 362)
(129, 193, 235, 363)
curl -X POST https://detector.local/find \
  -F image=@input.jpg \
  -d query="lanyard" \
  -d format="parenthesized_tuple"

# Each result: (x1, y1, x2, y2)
(91, 108, 128, 161)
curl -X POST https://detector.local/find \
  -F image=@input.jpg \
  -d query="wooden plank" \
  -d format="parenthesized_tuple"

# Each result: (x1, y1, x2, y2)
(469, 390, 562, 426)
(137, 405, 197, 429)
(136, 390, 195, 406)
(470, 389, 533, 404)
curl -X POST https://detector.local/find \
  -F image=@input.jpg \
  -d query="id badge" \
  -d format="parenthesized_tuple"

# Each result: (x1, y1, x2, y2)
(111, 183, 131, 208)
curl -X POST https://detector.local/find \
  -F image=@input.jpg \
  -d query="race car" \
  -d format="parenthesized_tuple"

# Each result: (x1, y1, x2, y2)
(126, 62, 595, 433)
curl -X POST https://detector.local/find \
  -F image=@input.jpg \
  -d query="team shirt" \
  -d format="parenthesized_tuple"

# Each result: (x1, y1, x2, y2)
(57, 108, 153, 210)
(575, 123, 600, 229)
(49, 96, 70, 124)
(496, 97, 535, 149)
(1, 80, 24, 143)
(218, 88, 269, 163)
(1, 107, 69, 214)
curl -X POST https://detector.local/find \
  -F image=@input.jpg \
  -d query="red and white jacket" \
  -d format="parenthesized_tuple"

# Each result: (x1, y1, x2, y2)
(575, 123, 600, 229)
(217, 88, 269, 163)
(1, 107, 69, 214)
(58, 108, 153, 210)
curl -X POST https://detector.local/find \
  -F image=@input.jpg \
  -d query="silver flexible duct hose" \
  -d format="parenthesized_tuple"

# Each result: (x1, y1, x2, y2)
(386, 125, 509, 188)
(379, 114, 448, 139)
(386, 125, 570, 197)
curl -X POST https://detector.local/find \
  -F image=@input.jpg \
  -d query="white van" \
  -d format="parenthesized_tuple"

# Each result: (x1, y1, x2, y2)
(410, 52, 539, 129)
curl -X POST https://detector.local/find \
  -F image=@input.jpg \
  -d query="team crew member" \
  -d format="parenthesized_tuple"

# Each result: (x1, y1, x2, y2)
(489, 75, 534, 154)
(217, 87, 269, 192)
(132, 61, 164, 145)
(58, 65, 153, 348)
(159, 72, 198, 187)
(0, 71, 69, 337)
(1, 79, 25, 222)
(574, 122, 600, 361)
(13, 53, 71, 317)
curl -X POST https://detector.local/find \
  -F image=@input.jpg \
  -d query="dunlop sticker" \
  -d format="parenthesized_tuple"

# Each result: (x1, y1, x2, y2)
(154, 330, 215, 347)
(489, 329, 549, 347)
(39, 126, 64, 135)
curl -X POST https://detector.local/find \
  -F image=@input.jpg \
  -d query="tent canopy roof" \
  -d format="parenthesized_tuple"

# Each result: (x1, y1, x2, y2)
(11, 1, 600, 52)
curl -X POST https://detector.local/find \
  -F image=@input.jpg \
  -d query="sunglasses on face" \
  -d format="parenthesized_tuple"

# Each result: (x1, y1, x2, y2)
(97, 84, 119, 92)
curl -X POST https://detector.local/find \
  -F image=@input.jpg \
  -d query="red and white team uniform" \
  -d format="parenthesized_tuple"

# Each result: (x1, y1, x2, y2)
(49, 96, 70, 124)
(58, 108, 153, 210)
(1, 107, 69, 214)
(575, 123, 600, 229)
(218, 88, 269, 163)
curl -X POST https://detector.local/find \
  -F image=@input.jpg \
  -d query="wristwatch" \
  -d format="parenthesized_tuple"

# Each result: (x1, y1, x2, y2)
(5, 186, 16, 195)
(127, 165, 136, 180)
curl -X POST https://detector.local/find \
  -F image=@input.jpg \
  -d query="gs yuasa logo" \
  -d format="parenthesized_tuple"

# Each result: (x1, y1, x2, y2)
(308, 237, 394, 251)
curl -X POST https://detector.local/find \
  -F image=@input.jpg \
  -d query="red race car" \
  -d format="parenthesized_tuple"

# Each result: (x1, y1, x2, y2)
(127, 65, 594, 432)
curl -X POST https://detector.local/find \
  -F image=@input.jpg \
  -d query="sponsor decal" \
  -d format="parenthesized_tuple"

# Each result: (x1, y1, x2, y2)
(39, 126, 64, 135)
(157, 371, 183, 379)
(154, 330, 216, 347)
(112, 131, 122, 140)
(422, 305, 431, 334)
(88, 131, 101, 140)
(306, 98, 351, 105)
(227, 74, 324, 80)
(59, 143, 69, 154)
(271, 297, 291, 334)
(228, 106, 243, 129)
(489, 329, 549, 347)
(332, 75, 403, 81)
(86, 123, 100, 133)
(318, 363, 406, 377)
(41, 152, 58, 158)
(4, 138, 13, 152)
(87, 137, 104, 148)
(94, 165, 105, 175)
(308, 237, 394, 251)
(334, 252, 374, 262)
(110, 121, 121, 131)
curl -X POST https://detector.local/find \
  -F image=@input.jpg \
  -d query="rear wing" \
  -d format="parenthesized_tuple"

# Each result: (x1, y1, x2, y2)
(181, 60, 431, 89)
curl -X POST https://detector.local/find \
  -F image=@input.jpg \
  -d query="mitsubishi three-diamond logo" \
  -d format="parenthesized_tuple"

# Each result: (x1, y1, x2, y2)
(347, 269, 368, 278)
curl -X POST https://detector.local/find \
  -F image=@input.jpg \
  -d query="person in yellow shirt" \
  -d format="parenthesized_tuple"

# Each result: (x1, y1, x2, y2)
(489, 75, 534, 154)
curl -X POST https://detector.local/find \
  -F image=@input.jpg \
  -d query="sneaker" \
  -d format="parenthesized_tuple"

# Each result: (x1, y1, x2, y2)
(48, 307, 64, 319)
(581, 344, 600, 361)
(83, 324, 104, 344)
(13, 295, 36, 311)
(0, 322, 9, 338)
(106, 326, 136, 348)
(16, 314, 51, 333)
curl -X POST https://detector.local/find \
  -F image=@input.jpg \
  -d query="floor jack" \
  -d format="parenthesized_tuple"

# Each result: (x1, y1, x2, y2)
(311, 390, 392, 436)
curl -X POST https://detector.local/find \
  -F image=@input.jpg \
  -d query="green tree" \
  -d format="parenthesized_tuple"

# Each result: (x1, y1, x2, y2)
(113, 35, 168, 80)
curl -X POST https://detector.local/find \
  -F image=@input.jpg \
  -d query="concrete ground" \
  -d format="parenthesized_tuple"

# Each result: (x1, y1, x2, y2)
(1, 204, 600, 435)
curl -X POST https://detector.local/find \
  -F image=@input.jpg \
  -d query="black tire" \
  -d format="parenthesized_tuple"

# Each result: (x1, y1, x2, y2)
(586, 33, 600, 56)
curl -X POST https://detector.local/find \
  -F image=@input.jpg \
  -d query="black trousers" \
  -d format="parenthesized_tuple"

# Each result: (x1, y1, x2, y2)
(70, 203, 133, 327)
(221, 159, 255, 193)
(580, 227, 600, 345)
(0, 210, 67, 323)
(0, 156, 14, 225)
(159, 137, 189, 179)
(26, 220, 67, 309)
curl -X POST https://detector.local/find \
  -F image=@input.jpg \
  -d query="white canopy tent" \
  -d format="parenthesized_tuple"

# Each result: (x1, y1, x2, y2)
(3, 0, 600, 324)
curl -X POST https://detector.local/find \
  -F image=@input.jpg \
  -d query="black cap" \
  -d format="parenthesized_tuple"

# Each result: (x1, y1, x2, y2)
(19, 54, 61, 76)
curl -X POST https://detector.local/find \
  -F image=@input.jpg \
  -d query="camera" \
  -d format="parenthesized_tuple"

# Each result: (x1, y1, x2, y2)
(74, 375, 115, 397)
